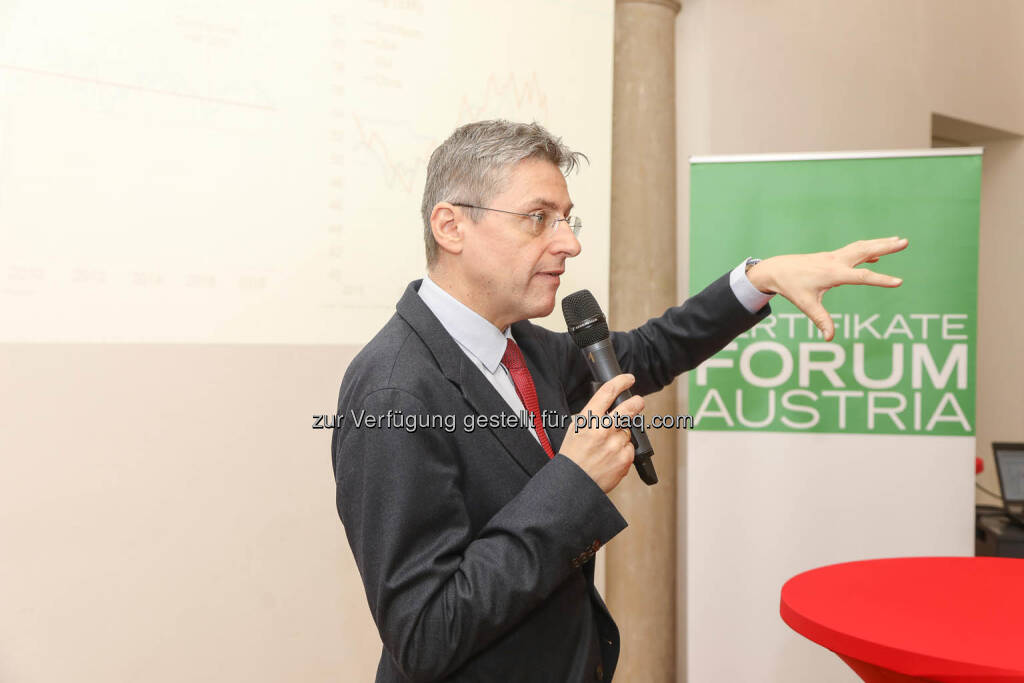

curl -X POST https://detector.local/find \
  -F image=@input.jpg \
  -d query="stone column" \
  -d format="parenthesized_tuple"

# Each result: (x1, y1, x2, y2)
(606, 1, 682, 682)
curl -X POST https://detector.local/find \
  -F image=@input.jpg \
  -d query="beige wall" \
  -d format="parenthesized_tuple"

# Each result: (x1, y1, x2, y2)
(974, 136, 1024, 503)
(676, 1, 1023, 679)
(675, 0, 1024, 513)
(0, 3, 615, 681)
(4, 3, 1022, 682)
(0, 345, 381, 681)
(928, 4, 1024, 502)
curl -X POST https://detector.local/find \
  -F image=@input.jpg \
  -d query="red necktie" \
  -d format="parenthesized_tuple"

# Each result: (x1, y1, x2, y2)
(501, 339, 556, 459)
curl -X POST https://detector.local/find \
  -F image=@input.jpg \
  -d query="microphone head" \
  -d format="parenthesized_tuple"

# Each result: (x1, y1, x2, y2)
(561, 289, 610, 348)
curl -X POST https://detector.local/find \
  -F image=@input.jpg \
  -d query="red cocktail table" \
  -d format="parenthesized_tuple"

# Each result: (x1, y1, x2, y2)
(781, 557, 1024, 682)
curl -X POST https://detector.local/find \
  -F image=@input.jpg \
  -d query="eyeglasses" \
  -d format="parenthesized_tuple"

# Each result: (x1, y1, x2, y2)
(451, 203, 583, 239)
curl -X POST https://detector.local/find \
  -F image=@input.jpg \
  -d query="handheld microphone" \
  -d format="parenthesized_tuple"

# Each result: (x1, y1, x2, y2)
(562, 290, 658, 486)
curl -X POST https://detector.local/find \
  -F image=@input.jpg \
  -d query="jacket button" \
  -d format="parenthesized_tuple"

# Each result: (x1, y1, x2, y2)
(595, 663, 604, 680)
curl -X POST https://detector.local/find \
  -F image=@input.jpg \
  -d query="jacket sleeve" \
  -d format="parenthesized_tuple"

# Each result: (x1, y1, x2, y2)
(534, 271, 770, 411)
(609, 271, 770, 397)
(333, 387, 627, 683)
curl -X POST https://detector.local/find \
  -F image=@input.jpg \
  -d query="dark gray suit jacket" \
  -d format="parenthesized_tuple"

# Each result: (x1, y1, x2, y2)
(332, 274, 767, 682)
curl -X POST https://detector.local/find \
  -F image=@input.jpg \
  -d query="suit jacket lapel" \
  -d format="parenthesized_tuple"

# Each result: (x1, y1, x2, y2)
(396, 281, 551, 477)
(454, 360, 552, 476)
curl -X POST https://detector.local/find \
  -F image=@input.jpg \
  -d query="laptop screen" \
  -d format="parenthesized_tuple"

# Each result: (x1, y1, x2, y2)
(994, 444, 1024, 505)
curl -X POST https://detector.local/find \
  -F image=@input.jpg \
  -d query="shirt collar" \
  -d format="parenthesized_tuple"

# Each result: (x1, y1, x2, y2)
(417, 275, 511, 373)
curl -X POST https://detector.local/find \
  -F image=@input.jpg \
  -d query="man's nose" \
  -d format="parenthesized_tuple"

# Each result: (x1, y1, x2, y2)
(550, 223, 582, 258)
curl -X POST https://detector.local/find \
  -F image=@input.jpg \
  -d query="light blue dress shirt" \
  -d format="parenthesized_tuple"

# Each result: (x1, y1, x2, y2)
(417, 276, 543, 443)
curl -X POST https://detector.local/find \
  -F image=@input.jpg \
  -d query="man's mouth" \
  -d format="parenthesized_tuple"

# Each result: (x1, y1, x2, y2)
(537, 269, 564, 282)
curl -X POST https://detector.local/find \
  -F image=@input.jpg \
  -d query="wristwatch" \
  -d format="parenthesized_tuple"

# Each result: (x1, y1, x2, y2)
(744, 257, 762, 273)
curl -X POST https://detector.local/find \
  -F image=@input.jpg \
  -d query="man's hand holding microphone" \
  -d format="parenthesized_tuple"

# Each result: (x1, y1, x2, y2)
(559, 374, 644, 494)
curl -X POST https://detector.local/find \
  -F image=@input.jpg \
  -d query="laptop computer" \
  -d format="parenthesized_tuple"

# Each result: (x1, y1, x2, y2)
(993, 442, 1024, 527)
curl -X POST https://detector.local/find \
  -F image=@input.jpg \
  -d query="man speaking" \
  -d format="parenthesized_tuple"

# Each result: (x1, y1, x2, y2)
(331, 120, 906, 682)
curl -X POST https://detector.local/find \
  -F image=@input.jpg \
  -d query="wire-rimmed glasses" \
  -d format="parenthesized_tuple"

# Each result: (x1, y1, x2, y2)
(451, 203, 582, 239)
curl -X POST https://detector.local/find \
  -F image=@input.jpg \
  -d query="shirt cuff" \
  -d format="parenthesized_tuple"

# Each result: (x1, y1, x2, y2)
(729, 260, 775, 314)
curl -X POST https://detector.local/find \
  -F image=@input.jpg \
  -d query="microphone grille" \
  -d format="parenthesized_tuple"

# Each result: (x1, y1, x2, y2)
(561, 289, 610, 348)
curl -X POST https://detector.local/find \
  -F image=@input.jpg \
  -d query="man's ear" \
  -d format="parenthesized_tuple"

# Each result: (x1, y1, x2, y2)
(430, 202, 465, 257)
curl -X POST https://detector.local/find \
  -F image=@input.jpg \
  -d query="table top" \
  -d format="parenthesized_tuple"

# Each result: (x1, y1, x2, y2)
(780, 557, 1024, 682)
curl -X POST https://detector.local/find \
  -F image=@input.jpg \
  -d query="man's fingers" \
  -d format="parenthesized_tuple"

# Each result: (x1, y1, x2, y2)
(619, 444, 635, 474)
(838, 236, 909, 266)
(586, 373, 636, 414)
(611, 394, 645, 419)
(840, 267, 903, 287)
(795, 296, 835, 342)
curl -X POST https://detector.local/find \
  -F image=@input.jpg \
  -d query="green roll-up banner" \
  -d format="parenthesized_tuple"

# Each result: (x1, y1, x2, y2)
(689, 150, 981, 436)
(686, 149, 982, 683)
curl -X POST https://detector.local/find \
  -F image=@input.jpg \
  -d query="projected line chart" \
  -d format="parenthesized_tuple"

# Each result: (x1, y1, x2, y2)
(0, 62, 276, 111)
(455, 72, 550, 126)
(0, 0, 612, 344)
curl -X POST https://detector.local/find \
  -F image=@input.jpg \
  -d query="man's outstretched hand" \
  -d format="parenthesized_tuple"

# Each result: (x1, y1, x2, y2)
(746, 237, 909, 342)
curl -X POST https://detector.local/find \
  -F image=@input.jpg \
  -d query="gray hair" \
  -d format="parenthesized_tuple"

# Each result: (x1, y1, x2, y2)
(420, 119, 587, 266)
